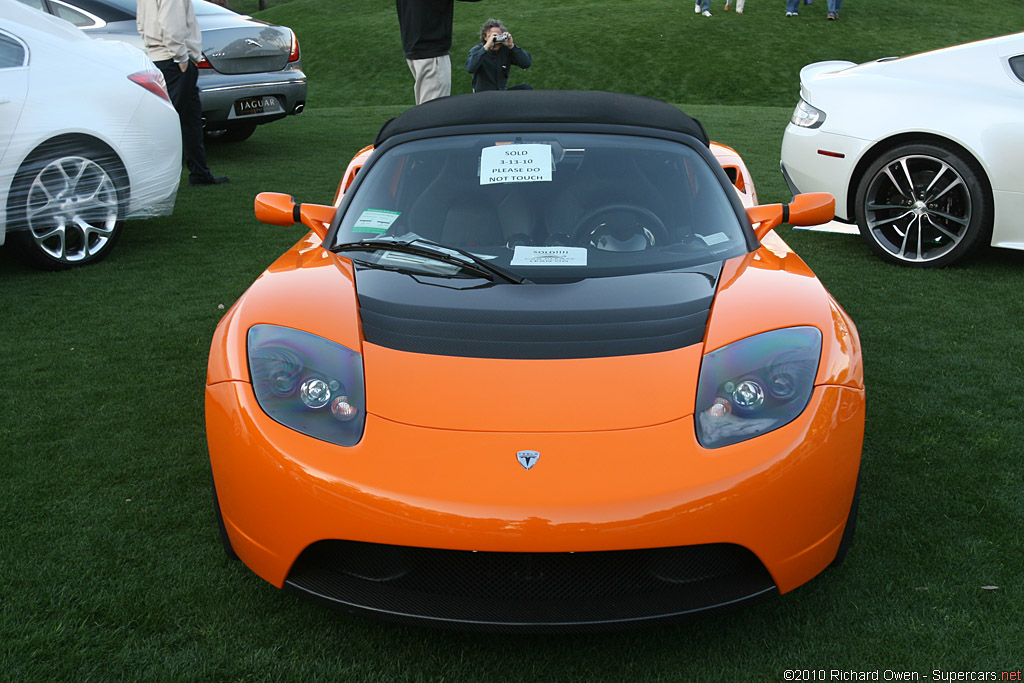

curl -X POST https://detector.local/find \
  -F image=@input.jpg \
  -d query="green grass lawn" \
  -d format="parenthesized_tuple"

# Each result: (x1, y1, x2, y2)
(2, 0, 1023, 679)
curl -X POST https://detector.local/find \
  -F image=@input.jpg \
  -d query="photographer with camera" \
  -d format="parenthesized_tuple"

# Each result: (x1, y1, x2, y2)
(465, 19, 532, 92)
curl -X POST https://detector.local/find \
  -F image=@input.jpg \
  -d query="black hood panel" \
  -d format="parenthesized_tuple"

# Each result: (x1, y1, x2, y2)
(355, 265, 720, 360)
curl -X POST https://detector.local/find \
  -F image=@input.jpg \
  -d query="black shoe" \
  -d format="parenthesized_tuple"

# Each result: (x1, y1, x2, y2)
(190, 174, 230, 186)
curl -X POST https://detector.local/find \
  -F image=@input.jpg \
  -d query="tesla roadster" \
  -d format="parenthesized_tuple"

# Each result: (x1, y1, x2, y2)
(206, 90, 865, 630)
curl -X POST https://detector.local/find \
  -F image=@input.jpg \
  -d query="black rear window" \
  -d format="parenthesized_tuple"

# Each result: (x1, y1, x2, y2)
(1010, 54, 1024, 82)
(64, 0, 135, 21)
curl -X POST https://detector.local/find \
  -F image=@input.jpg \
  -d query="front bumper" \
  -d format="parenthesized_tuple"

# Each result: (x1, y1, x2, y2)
(207, 379, 864, 628)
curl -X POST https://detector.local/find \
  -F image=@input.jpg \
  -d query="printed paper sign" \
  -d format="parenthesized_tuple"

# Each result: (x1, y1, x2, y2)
(510, 246, 588, 266)
(480, 144, 552, 185)
(352, 209, 401, 234)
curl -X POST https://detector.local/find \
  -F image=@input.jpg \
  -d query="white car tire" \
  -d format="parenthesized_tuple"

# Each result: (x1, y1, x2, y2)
(854, 142, 992, 267)
(7, 141, 127, 271)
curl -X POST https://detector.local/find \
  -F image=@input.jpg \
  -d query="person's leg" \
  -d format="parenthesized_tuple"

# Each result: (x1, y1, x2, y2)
(179, 63, 213, 180)
(736, 0, 745, 11)
(156, 59, 215, 181)
(786, 0, 801, 12)
(406, 59, 425, 104)
(408, 56, 451, 105)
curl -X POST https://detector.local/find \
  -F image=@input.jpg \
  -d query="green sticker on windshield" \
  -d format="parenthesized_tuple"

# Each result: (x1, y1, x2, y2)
(353, 209, 401, 234)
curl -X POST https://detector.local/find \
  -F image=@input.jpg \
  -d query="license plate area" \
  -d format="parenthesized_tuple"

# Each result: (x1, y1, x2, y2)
(232, 95, 283, 117)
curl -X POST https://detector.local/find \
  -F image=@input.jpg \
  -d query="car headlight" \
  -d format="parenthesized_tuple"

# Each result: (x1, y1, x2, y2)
(247, 325, 365, 447)
(790, 99, 826, 129)
(695, 327, 822, 449)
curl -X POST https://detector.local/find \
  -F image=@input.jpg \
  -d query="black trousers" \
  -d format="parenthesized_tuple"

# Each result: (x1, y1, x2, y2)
(155, 59, 212, 180)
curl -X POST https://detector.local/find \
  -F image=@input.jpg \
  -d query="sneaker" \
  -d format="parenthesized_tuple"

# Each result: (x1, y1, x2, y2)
(827, 12, 835, 19)
(724, 1, 730, 9)
(694, 3, 700, 12)
(702, 9, 712, 16)
(786, 11, 798, 16)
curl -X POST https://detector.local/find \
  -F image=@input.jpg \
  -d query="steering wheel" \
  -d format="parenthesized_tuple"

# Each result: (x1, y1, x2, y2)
(572, 203, 670, 251)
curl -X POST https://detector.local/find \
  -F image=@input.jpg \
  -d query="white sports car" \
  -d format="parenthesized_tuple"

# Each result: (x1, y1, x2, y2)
(781, 32, 1024, 267)
(0, 0, 181, 269)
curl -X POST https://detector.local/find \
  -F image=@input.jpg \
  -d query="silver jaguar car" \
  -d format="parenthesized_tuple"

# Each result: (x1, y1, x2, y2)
(18, 0, 306, 142)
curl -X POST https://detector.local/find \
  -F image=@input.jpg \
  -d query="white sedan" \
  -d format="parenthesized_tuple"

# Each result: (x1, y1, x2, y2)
(781, 32, 1024, 267)
(0, 0, 181, 269)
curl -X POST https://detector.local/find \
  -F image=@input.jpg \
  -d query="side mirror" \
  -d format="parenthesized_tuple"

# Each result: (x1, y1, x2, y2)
(254, 192, 335, 240)
(746, 192, 835, 241)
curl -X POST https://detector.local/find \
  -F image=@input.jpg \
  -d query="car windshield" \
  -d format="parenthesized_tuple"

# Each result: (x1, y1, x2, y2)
(333, 132, 749, 280)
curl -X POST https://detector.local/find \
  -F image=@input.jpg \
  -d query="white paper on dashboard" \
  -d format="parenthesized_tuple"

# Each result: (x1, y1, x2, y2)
(378, 251, 461, 275)
(510, 246, 588, 266)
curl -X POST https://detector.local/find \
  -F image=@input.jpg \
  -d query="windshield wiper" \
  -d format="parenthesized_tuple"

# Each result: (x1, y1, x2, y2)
(333, 235, 526, 284)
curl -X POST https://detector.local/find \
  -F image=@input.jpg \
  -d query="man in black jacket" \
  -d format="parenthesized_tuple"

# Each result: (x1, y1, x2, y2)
(396, 0, 482, 105)
(465, 18, 532, 92)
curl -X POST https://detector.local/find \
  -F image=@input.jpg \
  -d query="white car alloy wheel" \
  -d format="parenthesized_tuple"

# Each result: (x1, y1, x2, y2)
(8, 145, 126, 270)
(854, 143, 992, 267)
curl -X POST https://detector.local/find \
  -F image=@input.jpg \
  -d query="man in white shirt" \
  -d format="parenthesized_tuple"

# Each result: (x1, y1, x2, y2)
(137, 0, 227, 186)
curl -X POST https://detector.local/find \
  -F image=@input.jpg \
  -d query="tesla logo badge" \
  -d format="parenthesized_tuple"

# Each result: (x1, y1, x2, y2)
(517, 450, 540, 470)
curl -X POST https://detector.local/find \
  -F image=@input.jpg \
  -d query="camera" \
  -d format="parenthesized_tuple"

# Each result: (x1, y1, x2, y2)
(494, 33, 508, 42)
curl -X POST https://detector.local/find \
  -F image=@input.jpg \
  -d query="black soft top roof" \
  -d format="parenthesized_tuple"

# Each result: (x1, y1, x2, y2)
(374, 90, 710, 147)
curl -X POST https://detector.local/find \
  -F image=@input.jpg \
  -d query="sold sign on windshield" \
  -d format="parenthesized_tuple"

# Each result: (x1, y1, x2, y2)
(479, 144, 553, 185)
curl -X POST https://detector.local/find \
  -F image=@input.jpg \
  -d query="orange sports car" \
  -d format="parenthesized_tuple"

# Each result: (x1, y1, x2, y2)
(206, 90, 864, 631)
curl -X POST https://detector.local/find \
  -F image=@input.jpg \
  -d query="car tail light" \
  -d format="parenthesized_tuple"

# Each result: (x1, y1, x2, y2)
(196, 54, 213, 69)
(790, 99, 826, 129)
(288, 29, 300, 62)
(128, 70, 170, 103)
